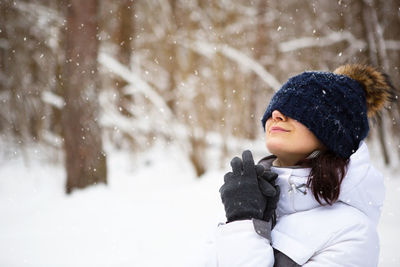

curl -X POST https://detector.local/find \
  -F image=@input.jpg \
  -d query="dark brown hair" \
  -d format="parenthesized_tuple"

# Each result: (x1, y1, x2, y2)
(298, 150, 350, 205)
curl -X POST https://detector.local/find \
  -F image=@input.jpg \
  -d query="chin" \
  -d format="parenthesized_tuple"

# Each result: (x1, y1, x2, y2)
(266, 140, 287, 155)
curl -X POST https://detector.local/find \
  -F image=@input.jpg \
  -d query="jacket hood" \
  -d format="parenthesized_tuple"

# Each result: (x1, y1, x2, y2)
(338, 141, 385, 224)
(259, 141, 385, 225)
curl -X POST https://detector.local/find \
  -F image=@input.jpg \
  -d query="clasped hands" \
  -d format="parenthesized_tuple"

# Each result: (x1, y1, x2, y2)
(219, 150, 280, 223)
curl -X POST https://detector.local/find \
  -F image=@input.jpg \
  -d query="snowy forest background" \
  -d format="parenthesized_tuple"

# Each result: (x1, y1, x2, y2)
(0, 0, 399, 266)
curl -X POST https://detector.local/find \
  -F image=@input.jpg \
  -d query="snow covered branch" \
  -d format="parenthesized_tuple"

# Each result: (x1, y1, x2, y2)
(0, 39, 9, 49)
(98, 52, 193, 151)
(15, 2, 63, 25)
(98, 53, 262, 155)
(279, 31, 366, 52)
(385, 40, 400, 51)
(178, 39, 281, 91)
(41, 91, 65, 109)
(99, 53, 175, 120)
(14, 2, 62, 51)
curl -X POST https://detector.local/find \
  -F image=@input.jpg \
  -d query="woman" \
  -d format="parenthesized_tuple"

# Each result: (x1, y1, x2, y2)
(208, 64, 396, 266)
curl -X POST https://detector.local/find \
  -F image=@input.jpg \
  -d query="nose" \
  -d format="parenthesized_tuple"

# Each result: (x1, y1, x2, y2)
(271, 110, 287, 121)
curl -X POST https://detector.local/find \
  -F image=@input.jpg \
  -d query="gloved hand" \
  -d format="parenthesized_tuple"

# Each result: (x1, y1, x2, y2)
(258, 170, 280, 222)
(219, 150, 278, 223)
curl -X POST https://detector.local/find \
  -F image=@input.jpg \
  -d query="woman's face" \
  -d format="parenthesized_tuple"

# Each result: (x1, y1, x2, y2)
(265, 110, 324, 165)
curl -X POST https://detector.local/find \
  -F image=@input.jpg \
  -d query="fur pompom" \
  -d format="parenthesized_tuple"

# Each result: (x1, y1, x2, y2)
(333, 64, 393, 117)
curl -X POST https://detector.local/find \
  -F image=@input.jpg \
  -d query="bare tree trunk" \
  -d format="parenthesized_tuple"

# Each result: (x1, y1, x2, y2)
(250, 0, 270, 138)
(361, 0, 390, 165)
(50, 0, 66, 141)
(165, 0, 178, 113)
(62, 0, 107, 193)
(114, 0, 135, 118)
(116, 0, 134, 66)
(386, 0, 400, 160)
(0, 1, 8, 94)
(0, 1, 9, 134)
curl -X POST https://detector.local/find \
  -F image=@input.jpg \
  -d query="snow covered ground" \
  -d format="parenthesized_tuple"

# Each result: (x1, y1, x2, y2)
(0, 143, 398, 267)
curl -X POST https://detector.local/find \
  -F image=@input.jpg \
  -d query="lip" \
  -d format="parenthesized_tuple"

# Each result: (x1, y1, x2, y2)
(270, 126, 290, 133)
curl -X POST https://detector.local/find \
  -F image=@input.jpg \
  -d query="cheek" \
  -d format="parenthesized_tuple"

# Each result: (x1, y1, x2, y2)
(295, 121, 321, 151)
(291, 126, 322, 152)
(298, 131, 321, 150)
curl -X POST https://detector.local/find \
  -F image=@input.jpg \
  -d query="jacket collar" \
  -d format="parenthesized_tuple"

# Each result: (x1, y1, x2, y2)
(257, 141, 384, 224)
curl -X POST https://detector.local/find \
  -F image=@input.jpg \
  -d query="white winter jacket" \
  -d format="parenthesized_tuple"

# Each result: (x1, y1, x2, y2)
(206, 141, 385, 266)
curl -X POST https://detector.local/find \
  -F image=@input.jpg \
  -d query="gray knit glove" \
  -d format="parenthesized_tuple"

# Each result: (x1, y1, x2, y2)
(219, 150, 278, 223)
(259, 170, 280, 222)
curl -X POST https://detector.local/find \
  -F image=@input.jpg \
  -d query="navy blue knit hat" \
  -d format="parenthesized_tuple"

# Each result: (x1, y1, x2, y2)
(261, 64, 393, 159)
